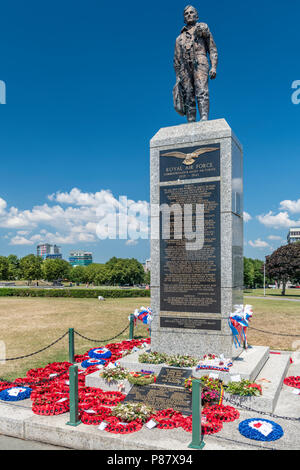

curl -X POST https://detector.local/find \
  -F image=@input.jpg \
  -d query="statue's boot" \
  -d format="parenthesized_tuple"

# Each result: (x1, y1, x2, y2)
(186, 109, 197, 123)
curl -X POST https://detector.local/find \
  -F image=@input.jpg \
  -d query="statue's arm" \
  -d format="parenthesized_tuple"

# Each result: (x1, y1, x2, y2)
(207, 29, 218, 78)
(173, 38, 182, 82)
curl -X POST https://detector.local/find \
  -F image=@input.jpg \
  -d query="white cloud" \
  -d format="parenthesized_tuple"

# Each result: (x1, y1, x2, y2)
(0, 188, 150, 247)
(125, 239, 138, 246)
(267, 235, 283, 241)
(279, 199, 300, 214)
(248, 238, 271, 249)
(10, 236, 34, 246)
(0, 198, 7, 215)
(243, 211, 252, 223)
(257, 211, 300, 229)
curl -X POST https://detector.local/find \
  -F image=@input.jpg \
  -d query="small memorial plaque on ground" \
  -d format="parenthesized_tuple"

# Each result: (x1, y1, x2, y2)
(124, 384, 192, 415)
(156, 367, 192, 387)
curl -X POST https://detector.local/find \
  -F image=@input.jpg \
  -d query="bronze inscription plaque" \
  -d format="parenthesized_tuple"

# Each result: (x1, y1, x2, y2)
(160, 144, 220, 182)
(160, 317, 221, 331)
(156, 367, 192, 387)
(160, 181, 221, 322)
(124, 384, 192, 415)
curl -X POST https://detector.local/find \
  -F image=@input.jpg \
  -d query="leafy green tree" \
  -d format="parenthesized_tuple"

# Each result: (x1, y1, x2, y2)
(0, 256, 9, 280)
(144, 270, 150, 285)
(19, 254, 43, 284)
(69, 265, 88, 284)
(7, 254, 20, 280)
(94, 265, 111, 286)
(252, 259, 264, 288)
(42, 259, 71, 282)
(105, 257, 145, 286)
(265, 243, 300, 295)
(85, 263, 106, 284)
(244, 258, 255, 288)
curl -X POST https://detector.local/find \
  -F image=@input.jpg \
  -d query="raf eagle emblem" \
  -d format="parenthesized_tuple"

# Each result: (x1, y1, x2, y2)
(162, 147, 217, 165)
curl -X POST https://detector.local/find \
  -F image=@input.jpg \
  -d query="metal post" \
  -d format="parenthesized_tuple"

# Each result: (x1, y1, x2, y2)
(188, 379, 205, 450)
(264, 260, 266, 297)
(66, 364, 81, 427)
(68, 328, 75, 363)
(129, 314, 134, 340)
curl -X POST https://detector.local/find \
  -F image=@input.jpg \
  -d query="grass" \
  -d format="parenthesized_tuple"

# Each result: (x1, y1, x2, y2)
(0, 297, 149, 381)
(244, 288, 300, 298)
(0, 296, 299, 382)
(246, 298, 300, 351)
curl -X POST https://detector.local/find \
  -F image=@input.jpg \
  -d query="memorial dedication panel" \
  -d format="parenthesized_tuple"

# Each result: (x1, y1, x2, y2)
(160, 181, 221, 325)
(160, 144, 220, 182)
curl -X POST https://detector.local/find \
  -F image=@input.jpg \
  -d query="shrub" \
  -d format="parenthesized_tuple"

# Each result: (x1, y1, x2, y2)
(0, 288, 150, 299)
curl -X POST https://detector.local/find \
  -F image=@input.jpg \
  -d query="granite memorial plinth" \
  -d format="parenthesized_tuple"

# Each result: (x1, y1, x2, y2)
(150, 119, 243, 359)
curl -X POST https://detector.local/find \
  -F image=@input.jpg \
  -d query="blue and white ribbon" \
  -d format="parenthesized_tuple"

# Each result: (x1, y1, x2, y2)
(132, 307, 153, 326)
(229, 304, 253, 348)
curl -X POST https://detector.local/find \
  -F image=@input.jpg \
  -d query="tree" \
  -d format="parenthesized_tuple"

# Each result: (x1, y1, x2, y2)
(7, 254, 20, 280)
(19, 255, 43, 284)
(69, 265, 88, 284)
(265, 243, 300, 295)
(105, 257, 145, 286)
(42, 259, 71, 282)
(0, 256, 9, 281)
(244, 257, 255, 288)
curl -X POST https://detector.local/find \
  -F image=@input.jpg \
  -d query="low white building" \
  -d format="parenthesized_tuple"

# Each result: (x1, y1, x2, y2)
(287, 228, 300, 244)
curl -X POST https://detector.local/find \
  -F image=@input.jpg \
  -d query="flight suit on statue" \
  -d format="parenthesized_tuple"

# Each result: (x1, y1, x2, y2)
(173, 14, 218, 122)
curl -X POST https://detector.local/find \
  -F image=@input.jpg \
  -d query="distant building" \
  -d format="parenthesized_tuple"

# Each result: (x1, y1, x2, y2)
(143, 259, 151, 272)
(287, 228, 300, 244)
(69, 250, 93, 267)
(37, 244, 62, 260)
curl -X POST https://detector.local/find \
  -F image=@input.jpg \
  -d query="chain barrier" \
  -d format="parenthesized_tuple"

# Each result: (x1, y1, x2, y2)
(247, 326, 300, 337)
(74, 323, 130, 343)
(222, 393, 300, 422)
(0, 331, 68, 362)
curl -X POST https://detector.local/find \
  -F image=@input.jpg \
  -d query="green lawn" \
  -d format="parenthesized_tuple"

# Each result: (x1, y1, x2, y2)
(244, 288, 300, 298)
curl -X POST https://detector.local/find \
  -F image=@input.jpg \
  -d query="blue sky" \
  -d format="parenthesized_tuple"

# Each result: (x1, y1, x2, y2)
(0, 0, 299, 263)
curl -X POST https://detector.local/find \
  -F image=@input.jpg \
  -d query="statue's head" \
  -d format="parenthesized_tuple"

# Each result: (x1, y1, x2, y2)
(183, 5, 199, 25)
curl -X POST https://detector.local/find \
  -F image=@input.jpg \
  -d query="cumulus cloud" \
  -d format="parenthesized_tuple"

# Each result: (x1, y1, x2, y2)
(267, 235, 283, 241)
(279, 199, 300, 214)
(248, 238, 271, 249)
(0, 188, 150, 246)
(257, 211, 300, 229)
(243, 211, 252, 223)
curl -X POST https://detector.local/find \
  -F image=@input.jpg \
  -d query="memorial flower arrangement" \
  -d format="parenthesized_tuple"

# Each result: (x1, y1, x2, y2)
(139, 351, 167, 364)
(127, 371, 156, 386)
(196, 354, 233, 372)
(225, 379, 262, 397)
(184, 376, 221, 406)
(101, 367, 129, 383)
(138, 351, 199, 367)
(111, 402, 155, 423)
(166, 354, 198, 368)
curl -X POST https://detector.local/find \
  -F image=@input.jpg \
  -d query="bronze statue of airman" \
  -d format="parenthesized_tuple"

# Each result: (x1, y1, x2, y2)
(173, 5, 218, 122)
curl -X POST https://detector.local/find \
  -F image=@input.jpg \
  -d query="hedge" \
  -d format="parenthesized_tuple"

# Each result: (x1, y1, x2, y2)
(0, 288, 151, 299)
